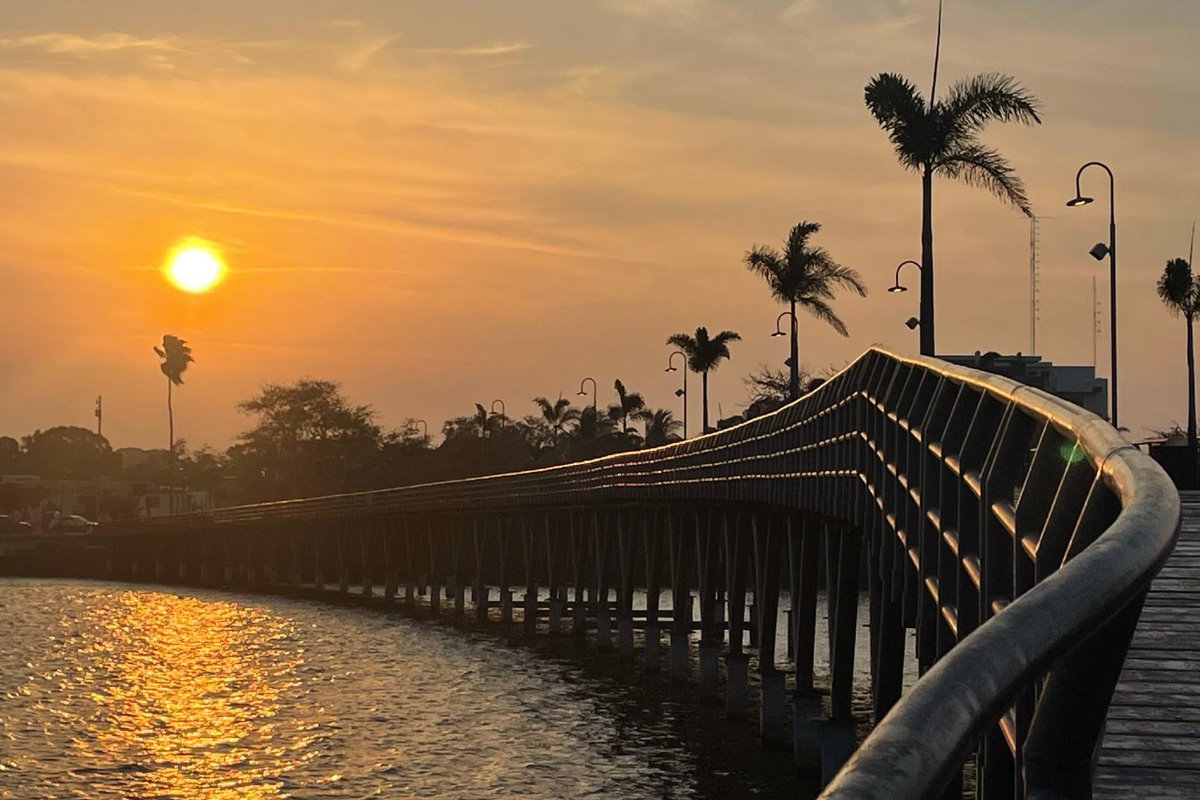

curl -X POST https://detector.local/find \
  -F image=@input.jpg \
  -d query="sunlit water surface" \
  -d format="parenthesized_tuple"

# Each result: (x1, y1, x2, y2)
(0, 580, 803, 799)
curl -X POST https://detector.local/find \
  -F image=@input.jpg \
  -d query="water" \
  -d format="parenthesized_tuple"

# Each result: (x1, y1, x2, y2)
(0, 580, 808, 799)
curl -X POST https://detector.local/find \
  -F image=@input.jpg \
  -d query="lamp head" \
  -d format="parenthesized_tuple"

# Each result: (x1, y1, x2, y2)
(771, 330, 785, 337)
(888, 284, 908, 294)
(577, 390, 587, 396)
(665, 366, 677, 373)
(1088, 242, 1110, 261)
(905, 317, 920, 330)
(1066, 195, 1094, 208)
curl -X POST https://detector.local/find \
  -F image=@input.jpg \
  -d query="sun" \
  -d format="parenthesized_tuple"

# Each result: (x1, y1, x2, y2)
(164, 238, 227, 293)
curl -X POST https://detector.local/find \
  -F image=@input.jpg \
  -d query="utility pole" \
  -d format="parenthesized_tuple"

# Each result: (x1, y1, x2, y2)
(1029, 216, 1040, 353)
(94, 395, 103, 521)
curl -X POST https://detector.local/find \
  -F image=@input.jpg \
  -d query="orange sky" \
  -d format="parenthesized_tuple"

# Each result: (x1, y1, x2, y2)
(1, 0, 1198, 449)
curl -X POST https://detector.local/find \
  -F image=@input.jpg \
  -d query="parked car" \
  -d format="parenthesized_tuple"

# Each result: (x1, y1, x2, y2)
(0, 515, 35, 535)
(51, 514, 99, 534)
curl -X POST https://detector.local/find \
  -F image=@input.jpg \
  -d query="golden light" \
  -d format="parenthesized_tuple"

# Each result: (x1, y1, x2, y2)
(164, 238, 227, 293)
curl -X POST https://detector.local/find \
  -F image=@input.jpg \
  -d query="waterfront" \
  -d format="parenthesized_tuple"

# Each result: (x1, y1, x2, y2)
(0, 580, 808, 799)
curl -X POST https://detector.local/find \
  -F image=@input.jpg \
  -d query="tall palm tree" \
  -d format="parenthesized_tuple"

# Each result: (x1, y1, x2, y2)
(636, 408, 683, 447)
(666, 327, 741, 433)
(1157, 254, 1200, 451)
(607, 379, 646, 434)
(153, 334, 194, 457)
(533, 395, 580, 445)
(745, 221, 867, 398)
(864, 0, 1041, 355)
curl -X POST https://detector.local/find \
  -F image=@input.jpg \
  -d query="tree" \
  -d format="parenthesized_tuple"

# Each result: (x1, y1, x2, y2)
(606, 379, 646, 434)
(231, 379, 383, 498)
(1157, 256, 1200, 451)
(864, 1, 1041, 355)
(532, 395, 580, 445)
(153, 334, 194, 463)
(19, 426, 116, 479)
(745, 221, 866, 398)
(666, 327, 741, 433)
(636, 408, 683, 447)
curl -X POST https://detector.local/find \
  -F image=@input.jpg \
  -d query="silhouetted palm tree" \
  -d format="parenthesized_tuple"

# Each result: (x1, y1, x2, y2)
(864, 1, 1040, 355)
(533, 395, 580, 445)
(153, 334, 194, 457)
(1157, 256, 1200, 450)
(607, 379, 646, 434)
(666, 327, 741, 433)
(745, 221, 866, 398)
(636, 408, 683, 447)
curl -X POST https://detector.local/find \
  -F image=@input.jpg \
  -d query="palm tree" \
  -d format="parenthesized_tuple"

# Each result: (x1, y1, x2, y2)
(745, 221, 866, 398)
(636, 408, 683, 447)
(666, 327, 741, 433)
(607, 379, 646, 434)
(533, 395, 580, 445)
(864, 0, 1041, 355)
(1157, 255, 1200, 451)
(153, 334, 194, 457)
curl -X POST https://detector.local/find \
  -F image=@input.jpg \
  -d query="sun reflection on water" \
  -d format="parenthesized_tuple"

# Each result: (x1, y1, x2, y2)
(45, 591, 312, 798)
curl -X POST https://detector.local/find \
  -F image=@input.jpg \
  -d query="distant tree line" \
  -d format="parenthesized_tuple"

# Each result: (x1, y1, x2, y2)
(0, 367, 823, 512)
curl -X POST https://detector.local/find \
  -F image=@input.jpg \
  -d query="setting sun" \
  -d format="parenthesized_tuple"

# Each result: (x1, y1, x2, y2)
(164, 239, 226, 293)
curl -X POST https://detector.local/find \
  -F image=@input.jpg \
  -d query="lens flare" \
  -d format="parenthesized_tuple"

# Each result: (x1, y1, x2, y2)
(164, 238, 226, 293)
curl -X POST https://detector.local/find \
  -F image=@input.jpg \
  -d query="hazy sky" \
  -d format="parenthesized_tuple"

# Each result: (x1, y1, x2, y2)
(1, 0, 1198, 449)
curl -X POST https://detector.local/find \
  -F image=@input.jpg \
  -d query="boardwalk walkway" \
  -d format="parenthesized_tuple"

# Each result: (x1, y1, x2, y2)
(1095, 490, 1200, 798)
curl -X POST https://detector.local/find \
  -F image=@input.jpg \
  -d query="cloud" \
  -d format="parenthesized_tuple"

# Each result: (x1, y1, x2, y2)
(338, 35, 397, 72)
(0, 32, 178, 56)
(413, 42, 533, 57)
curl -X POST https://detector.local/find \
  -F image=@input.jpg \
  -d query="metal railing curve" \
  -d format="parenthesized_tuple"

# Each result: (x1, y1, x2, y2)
(125, 346, 1179, 798)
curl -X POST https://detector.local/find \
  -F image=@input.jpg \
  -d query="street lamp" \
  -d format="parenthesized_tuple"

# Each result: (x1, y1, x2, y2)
(889, 260, 921, 293)
(415, 419, 429, 443)
(771, 310, 801, 400)
(1066, 161, 1118, 428)
(491, 399, 506, 430)
(666, 350, 688, 438)
(577, 377, 597, 417)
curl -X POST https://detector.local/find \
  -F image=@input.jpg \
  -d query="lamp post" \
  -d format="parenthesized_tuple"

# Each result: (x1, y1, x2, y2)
(491, 399, 506, 430)
(1066, 161, 1118, 428)
(415, 418, 429, 444)
(771, 310, 800, 399)
(666, 351, 688, 438)
(577, 377, 597, 418)
(889, 259, 921, 294)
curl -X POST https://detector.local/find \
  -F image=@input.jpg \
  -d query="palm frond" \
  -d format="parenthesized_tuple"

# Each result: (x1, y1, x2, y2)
(864, 72, 928, 170)
(1159, 258, 1199, 318)
(944, 73, 1041, 134)
(800, 298, 850, 337)
(936, 143, 1032, 216)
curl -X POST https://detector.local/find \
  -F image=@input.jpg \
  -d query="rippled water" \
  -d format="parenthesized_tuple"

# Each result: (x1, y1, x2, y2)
(0, 580, 805, 799)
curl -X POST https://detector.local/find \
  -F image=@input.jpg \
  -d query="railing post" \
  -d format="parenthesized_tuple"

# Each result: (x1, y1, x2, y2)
(643, 506, 662, 670)
(1024, 591, 1147, 799)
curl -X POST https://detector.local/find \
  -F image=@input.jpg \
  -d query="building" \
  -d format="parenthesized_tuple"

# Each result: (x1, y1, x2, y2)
(941, 352, 1109, 420)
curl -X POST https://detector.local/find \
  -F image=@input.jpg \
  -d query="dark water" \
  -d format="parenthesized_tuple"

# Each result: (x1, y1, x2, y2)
(0, 580, 808, 799)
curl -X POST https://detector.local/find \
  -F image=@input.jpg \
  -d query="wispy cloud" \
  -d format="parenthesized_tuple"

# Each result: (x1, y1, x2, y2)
(339, 35, 397, 72)
(413, 42, 533, 57)
(0, 32, 178, 56)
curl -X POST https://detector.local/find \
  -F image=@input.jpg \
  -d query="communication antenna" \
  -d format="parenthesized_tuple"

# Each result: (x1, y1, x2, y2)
(1029, 216, 1040, 353)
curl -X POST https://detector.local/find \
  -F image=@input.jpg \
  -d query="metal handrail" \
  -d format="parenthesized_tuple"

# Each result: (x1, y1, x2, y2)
(128, 347, 1180, 797)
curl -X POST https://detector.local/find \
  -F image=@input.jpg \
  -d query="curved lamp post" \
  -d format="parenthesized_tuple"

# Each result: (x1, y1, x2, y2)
(1066, 161, 1118, 428)
(889, 259, 921, 294)
(666, 351, 688, 438)
(577, 377, 597, 418)
(491, 399, 506, 430)
(772, 310, 800, 399)
(415, 418, 429, 443)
